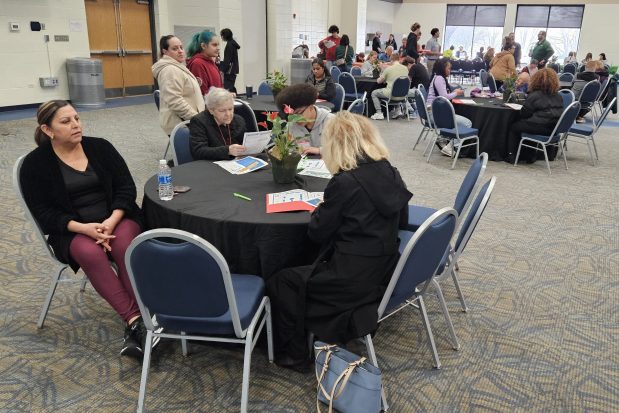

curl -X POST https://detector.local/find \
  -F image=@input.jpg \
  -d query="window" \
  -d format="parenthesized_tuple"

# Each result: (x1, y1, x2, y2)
(444, 5, 506, 60)
(515, 5, 584, 65)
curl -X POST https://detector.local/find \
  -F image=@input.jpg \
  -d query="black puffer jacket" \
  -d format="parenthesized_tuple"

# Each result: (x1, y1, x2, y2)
(188, 111, 246, 160)
(519, 90, 563, 126)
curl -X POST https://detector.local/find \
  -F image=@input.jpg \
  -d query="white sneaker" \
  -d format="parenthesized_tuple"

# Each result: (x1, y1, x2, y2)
(409, 110, 419, 119)
(371, 112, 385, 120)
(389, 109, 402, 119)
(441, 145, 454, 157)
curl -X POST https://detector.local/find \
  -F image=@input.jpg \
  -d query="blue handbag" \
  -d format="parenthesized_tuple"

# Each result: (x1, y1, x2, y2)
(314, 341, 382, 413)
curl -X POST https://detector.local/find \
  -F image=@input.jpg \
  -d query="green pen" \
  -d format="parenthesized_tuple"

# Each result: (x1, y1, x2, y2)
(233, 192, 252, 201)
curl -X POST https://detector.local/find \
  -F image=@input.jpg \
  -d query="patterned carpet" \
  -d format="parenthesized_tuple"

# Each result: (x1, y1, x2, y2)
(0, 102, 618, 412)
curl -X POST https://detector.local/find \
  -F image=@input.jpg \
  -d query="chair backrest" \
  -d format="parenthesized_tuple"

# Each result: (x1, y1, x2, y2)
(548, 63, 560, 73)
(578, 80, 601, 104)
(332, 83, 345, 112)
(595, 77, 610, 102)
(338, 72, 358, 95)
(559, 72, 574, 82)
(12, 156, 61, 263)
(350, 66, 362, 76)
(153, 90, 160, 111)
(453, 152, 488, 220)
(389, 76, 410, 101)
(347, 97, 366, 114)
(592, 97, 617, 132)
(378, 208, 458, 317)
(125, 228, 246, 337)
(453, 177, 496, 259)
(544, 101, 581, 142)
(451, 60, 462, 72)
(414, 89, 432, 127)
(257, 81, 272, 96)
(431, 96, 456, 130)
(563, 64, 576, 75)
(479, 69, 488, 87)
(558, 89, 575, 109)
(330, 66, 341, 83)
(170, 120, 193, 165)
(487, 73, 497, 93)
(417, 83, 428, 99)
(234, 99, 258, 132)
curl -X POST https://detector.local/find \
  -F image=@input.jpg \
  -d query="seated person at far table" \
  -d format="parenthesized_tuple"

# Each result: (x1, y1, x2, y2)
(572, 60, 601, 123)
(515, 71, 530, 93)
(378, 46, 394, 62)
(360, 51, 379, 76)
(305, 58, 336, 102)
(276, 83, 334, 156)
(370, 52, 409, 120)
(188, 87, 246, 161)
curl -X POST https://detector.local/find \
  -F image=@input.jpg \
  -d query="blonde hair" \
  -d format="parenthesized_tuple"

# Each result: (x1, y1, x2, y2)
(205, 87, 234, 110)
(321, 112, 389, 174)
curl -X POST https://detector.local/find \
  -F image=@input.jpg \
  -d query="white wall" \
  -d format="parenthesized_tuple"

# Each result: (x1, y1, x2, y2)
(240, 0, 266, 89)
(0, 0, 90, 107)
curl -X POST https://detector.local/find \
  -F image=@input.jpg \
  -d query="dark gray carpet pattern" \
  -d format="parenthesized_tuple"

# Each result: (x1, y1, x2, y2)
(0, 103, 618, 412)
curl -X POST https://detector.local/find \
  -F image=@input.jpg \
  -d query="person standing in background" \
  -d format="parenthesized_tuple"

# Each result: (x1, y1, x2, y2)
(219, 28, 240, 94)
(318, 25, 341, 69)
(425, 28, 442, 75)
(335, 34, 355, 73)
(507, 32, 521, 67)
(406, 23, 421, 60)
(529, 31, 554, 68)
(386, 34, 397, 51)
(372, 31, 383, 54)
(186, 30, 223, 95)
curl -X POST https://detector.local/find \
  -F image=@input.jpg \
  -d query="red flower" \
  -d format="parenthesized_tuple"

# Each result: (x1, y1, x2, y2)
(268, 112, 279, 121)
(257, 121, 268, 129)
(283, 104, 294, 114)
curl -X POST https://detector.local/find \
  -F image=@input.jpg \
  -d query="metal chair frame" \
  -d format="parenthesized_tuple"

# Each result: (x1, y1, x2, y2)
(379, 76, 411, 122)
(170, 120, 192, 166)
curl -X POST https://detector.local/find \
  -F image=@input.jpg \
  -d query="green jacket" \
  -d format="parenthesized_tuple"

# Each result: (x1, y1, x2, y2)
(530, 40, 554, 62)
(335, 45, 354, 65)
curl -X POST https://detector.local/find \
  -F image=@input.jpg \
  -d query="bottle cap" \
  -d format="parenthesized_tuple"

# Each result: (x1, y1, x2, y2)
(159, 159, 167, 165)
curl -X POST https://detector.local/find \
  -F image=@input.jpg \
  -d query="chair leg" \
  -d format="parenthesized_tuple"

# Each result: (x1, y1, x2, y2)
(591, 137, 599, 160)
(561, 142, 569, 169)
(426, 135, 439, 163)
(514, 140, 523, 166)
(413, 127, 428, 151)
(240, 328, 254, 413)
(586, 140, 596, 166)
(418, 295, 441, 369)
(37, 265, 68, 328)
(265, 300, 274, 363)
(542, 145, 551, 175)
(431, 279, 460, 351)
(181, 331, 188, 356)
(163, 141, 170, 160)
(79, 274, 88, 292)
(137, 330, 154, 413)
(450, 267, 468, 312)
(451, 140, 462, 169)
(364, 334, 389, 412)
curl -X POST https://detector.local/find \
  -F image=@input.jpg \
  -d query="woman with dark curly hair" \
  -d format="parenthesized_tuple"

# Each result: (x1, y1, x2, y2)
(506, 68, 563, 163)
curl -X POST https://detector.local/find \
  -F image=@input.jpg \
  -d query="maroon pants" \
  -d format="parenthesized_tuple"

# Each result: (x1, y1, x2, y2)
(69, 219, 141, 323)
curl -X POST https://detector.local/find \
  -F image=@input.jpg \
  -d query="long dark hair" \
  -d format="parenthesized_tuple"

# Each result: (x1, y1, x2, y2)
(34, 100, 72, 146)
(311, 58, 330, 78)
(431, 58, 452, 93)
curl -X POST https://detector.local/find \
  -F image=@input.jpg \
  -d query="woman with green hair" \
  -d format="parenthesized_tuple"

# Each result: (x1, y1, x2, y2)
(186, 30, 223, 95)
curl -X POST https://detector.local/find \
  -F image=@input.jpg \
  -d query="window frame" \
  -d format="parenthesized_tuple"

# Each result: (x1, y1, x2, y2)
(443, 4, 507, 57)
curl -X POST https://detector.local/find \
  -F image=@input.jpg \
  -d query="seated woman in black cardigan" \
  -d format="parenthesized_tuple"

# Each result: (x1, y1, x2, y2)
(20, 100, 146, 359)
(188, 87, 246, 160)
(266, 111, 412, 370)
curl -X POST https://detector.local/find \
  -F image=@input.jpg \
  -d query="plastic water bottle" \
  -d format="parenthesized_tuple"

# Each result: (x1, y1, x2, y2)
(158, 160, 173, 201)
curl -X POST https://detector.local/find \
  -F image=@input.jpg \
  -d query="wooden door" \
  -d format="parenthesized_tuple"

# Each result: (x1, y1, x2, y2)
(84, 0, 154, 97)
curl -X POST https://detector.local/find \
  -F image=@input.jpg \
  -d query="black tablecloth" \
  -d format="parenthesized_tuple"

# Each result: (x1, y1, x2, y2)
(354, 77, 384, 115)
(453, 98, 520, 161)
(143, 161, 328, 279)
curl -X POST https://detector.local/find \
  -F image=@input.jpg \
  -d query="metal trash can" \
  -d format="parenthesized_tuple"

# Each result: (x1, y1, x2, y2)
(66, 58, 105, 108)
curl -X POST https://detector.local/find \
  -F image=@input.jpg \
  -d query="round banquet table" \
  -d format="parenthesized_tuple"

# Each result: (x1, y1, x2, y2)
(453, 97, 521, 161)
(142, 161, 328, 279)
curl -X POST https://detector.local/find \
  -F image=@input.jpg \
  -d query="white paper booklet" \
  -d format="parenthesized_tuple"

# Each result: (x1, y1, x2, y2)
(213, 156, 267, 174)
(266, 189, 324, 213)
(504, 103, 523, 110)
(242, 131, 272, 155)
(298, 158, 332, 179)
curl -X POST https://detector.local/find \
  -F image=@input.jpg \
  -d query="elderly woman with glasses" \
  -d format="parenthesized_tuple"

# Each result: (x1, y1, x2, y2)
(275, 83, 334, 156)
(188, 87, 247, 160)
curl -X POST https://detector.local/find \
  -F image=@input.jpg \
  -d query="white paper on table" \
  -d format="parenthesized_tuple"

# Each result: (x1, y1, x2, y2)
(213, 156, 267, 174)
(242, 131, 272, 155)
(457, 99, 478, 105)
(298, 158, 332, 179)
(268, 190, 324, 206)
(503, 103, 523, 110)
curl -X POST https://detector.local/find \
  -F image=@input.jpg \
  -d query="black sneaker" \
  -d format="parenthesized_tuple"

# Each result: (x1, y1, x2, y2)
(120, 318, 144, 359)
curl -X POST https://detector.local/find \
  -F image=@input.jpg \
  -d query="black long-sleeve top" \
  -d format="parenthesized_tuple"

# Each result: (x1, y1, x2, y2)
(188, 111, 246, 160)
(20, 136, 142, 270)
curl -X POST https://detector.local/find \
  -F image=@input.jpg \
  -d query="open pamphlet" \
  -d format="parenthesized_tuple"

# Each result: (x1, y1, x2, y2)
(503, 103, 523, 110)
(266, 189, 324, 213)
(214, 156, 267, 174)
(297, 158, 332, 179)
(242, 131, 272, 155)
